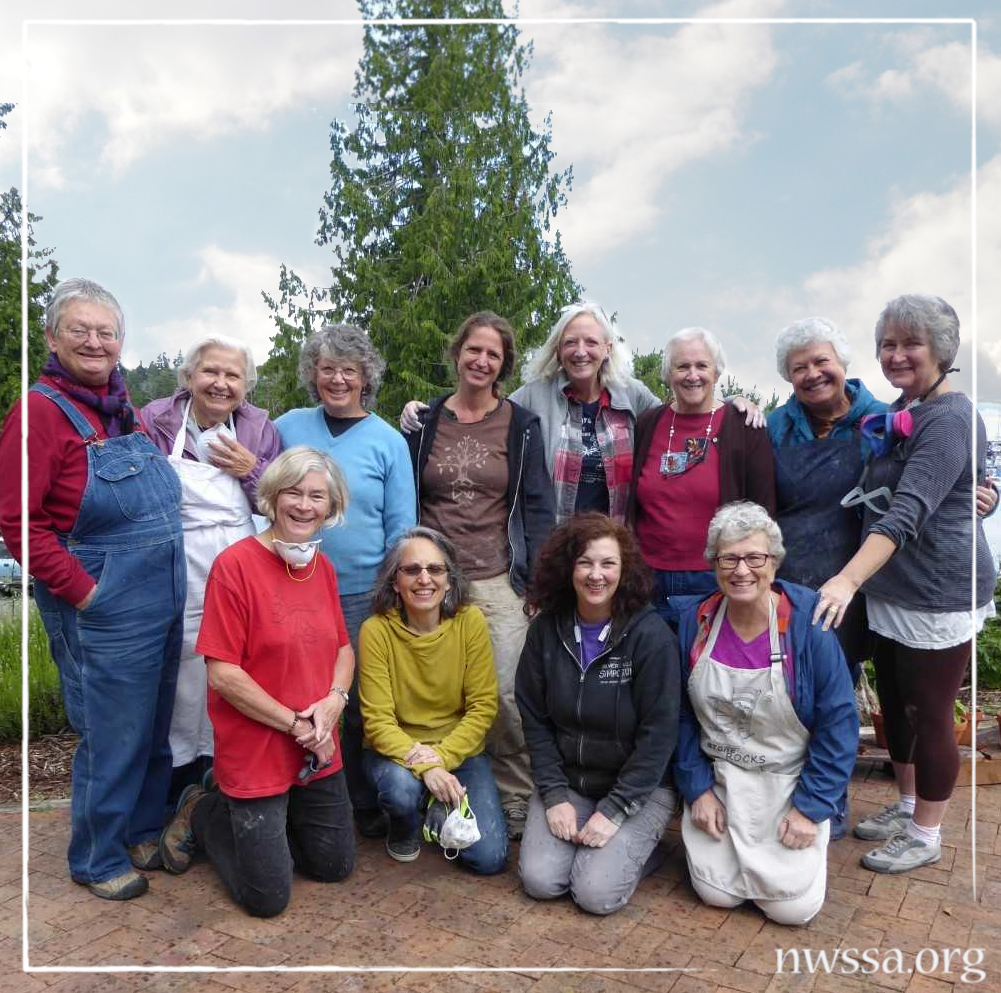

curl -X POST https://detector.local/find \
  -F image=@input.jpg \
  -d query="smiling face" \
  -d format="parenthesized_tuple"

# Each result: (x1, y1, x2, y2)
(787, 342, 847, 414)
(393, 536, 451, 628)
(668, 339, 719, 414)
(572, 536, 622, 623)
(714, 532, 776, 608)
(272, 470, 331, 543)
(559, 315, 611, 398)
(456, 324, 505, 393)
(189, 346, 248, 427)
(314, 354, 366, 417)
(878, 323, 939, 401)
(45, 300, 123, 387)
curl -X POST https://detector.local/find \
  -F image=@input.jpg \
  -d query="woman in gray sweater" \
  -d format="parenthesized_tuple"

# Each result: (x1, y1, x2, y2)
(815, 294, 996, 876)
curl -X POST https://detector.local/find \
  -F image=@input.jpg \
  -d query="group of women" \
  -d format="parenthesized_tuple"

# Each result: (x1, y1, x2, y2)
(1, 277, 993, 929)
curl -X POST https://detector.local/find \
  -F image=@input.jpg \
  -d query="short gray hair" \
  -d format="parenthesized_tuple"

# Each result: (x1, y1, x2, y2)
(874, 294, 960, 372)
(299, 324, 386, 409)
(705, 501, 785, 567)
(661, 327, 726, 383)
(775, 317, 851, 382)
(255, 447, 348, 528)
(522, 301, 634, 386)
(46, 278, 124, 339)
(177, 334, 258, 391)
(371, 526, 470, 621)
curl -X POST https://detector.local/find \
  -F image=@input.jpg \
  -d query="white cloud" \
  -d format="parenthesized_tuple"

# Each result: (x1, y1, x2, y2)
(121, 244, 328, 371)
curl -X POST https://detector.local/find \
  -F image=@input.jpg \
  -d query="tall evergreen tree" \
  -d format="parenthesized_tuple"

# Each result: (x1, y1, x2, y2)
(265, 1, 582, 418)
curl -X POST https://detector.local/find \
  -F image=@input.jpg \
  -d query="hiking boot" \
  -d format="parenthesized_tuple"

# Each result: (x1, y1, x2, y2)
(159, 784, 206, 875)
(853, 802, 912, 841)
(128, 840, 163, 871)
(79, 870, 149, 901)
(503, 803, 527, 841)
(861, 832, 941, 874)
(386, 817, 421, 862)
(355, 807, 389, 839)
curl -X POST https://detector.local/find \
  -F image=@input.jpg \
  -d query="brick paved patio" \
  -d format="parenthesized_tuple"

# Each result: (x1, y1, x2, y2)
(2, 764, 1000, 992)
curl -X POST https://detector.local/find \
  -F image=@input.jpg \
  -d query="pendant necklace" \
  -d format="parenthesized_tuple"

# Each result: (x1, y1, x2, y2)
(661, 403, 719, 476)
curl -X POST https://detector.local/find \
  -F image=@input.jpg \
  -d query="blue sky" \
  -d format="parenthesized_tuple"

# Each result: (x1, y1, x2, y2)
(2, 0, 998, 410)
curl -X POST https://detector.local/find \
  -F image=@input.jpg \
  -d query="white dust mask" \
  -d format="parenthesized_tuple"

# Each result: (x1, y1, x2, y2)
(195, 422, 236, 464)
(272, 539, 321, 569)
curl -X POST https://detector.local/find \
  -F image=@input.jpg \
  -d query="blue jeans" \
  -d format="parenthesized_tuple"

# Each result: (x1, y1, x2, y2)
(338, 590, 378, 814)
(363, 750, 508, 875)
(652, 569, 719, 631)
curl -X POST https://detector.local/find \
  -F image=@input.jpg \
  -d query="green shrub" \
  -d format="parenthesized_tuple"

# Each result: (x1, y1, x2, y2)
(0, 601, 68, 740)
(977, 593, 1001, 690)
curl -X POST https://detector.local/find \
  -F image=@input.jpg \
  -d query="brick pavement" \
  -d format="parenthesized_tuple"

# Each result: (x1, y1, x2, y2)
(2, 766, 1000, 993)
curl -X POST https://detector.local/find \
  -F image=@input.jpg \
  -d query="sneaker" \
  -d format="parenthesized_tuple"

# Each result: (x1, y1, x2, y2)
(355, 807, 390, 839)
(503, 804, 527, 841)
(159, 784, 206, 875)
(386, 817, 421, 862)
(128, 840, 163, 871)
(861, 832, 941, 874)
(78, 870, 149, 901)
(853, 802, 912, 841)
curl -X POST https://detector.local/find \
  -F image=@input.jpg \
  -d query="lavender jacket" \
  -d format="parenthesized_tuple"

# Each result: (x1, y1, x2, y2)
(142, 390, 282, 512)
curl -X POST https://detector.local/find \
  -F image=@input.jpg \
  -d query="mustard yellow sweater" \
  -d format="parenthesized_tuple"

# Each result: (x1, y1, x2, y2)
(359, 606, 498, 776)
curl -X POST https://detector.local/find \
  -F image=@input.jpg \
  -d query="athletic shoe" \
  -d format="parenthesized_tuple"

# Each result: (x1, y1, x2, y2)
(386, 817, 421, 862)
(853, 802, 912, 841)
(76, 870, 149, 901)
(159, 784, 206, 875)
(355, 808, 390, 839)
(128, 840, 163, 871)
(503, 804, 527, 841)
(861, 832, 941, 874)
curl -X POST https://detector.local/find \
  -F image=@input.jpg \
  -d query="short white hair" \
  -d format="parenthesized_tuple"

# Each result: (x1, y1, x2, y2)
(177, 334, 258, 391)
(705, 501, 785, 567)
(775, 317, 851, 383)
(522, 301, 633, 386)
(255, 447, 348, 529)
(661, 327, 726, 383)
(46, 278, 124, 339)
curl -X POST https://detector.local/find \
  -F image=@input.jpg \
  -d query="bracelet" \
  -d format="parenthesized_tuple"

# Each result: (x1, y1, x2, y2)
(329, 686, 349, 705)
(288, 711, 300, 735)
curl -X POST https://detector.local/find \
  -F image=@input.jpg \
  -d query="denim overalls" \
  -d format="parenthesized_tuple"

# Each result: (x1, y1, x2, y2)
(31, 384, 186, 884)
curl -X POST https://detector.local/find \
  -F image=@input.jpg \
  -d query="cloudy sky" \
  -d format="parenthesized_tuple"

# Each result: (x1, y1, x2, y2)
(2, 0, 998, 410)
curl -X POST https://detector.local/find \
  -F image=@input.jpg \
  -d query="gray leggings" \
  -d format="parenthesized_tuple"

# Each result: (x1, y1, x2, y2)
(518, 786, 676, 915)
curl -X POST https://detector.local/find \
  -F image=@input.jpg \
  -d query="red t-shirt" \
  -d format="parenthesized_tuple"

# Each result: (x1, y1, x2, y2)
(635, 406, 722, 571)
(196, 535, 350, 798)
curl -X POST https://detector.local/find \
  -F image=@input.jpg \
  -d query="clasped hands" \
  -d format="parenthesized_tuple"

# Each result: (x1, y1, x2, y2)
(402, 742, 467, 806)
(691, 789, 817, 850)
(293, 691, 347, 763)
(545, 801, 619, 848)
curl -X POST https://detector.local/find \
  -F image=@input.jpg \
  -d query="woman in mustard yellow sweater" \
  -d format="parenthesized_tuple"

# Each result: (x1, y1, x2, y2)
(359, 527, 507, 871)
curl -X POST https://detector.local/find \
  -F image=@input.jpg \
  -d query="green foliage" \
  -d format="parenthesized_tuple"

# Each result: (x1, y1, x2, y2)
(632, 350, 670, 403)
(265, 0, 582, 418)
(0, 601, 67, 741)
(0, 110, 60, 417)
(977, 579, 1001, 690)
(122, 350, 183, 409)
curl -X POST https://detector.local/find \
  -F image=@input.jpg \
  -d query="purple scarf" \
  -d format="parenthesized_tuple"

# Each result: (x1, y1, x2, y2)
(42, 354, 136, 437)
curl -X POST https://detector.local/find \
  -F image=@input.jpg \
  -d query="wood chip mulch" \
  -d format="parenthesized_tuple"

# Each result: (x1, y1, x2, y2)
(0, 733, 76, 805)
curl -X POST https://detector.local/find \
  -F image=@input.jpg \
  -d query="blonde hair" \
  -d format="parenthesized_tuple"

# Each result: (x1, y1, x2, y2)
(256, 447, 348, 528)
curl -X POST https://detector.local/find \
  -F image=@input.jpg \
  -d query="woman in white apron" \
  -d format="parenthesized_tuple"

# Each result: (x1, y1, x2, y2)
(674, 501, 858, 926)
(143, 335, 282, 810)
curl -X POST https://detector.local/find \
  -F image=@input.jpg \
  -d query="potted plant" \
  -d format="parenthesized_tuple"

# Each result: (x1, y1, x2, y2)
(954, 700, 985, 746)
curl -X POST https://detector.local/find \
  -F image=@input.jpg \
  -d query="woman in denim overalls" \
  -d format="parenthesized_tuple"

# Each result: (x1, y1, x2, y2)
(0, 279, 185, 901)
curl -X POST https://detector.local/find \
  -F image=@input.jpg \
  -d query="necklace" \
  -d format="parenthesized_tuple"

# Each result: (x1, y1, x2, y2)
(263, 528, 319, 582)
(661, 403, 719, 476)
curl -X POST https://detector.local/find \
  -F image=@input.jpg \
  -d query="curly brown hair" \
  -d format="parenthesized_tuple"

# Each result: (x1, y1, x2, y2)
(525, 513, 653, 620)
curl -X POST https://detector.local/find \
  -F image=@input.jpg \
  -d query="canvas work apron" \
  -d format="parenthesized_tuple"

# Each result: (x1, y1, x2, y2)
(167, 399, 254, 764)
(681, 597, 829, 901)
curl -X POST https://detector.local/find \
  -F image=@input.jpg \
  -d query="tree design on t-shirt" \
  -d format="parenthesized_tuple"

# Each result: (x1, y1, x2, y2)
(435, 435, 489, 504)
(271, 590, 319, 646)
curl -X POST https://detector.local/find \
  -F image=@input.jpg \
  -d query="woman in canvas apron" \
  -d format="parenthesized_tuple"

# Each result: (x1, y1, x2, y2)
(142, 335, 281, 801)
(674, 501, 858, 926)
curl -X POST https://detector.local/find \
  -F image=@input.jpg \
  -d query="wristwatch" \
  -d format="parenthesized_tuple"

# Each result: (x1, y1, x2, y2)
(330, 686, 349, 705)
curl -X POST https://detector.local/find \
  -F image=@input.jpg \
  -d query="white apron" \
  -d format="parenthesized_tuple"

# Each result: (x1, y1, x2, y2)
(168, 400, 254, 764)
(681, 596, 829, 901)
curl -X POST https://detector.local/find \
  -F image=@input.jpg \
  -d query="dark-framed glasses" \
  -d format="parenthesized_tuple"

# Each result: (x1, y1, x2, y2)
(715, 552, 773, 571)
(397, 563, 448, 578)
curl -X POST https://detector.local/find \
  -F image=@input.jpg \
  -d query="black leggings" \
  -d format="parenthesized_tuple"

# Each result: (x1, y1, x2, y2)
(873, 634, 971, 802)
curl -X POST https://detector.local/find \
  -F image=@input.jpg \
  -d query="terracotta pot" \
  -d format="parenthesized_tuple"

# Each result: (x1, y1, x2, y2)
(872, 711, 888, 749)
(955, 711, 986, 746)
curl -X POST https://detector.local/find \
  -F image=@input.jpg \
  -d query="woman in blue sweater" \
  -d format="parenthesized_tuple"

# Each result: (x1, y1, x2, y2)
(276, 324, 416, 839)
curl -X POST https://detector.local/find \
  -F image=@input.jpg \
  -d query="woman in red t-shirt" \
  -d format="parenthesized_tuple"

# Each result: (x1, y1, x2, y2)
(157, 446, 356, 917)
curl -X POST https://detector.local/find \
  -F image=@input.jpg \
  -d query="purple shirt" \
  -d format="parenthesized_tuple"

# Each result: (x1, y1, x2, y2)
(712, 615, 795, 696)
(578, 618, 610, 671)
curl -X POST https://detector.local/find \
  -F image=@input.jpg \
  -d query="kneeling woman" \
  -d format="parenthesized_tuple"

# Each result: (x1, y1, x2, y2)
(515, 513, 680, 916)
(159, 447, 356, 917)
(359, 528, 508, 873)
(675, 502, 857, 926)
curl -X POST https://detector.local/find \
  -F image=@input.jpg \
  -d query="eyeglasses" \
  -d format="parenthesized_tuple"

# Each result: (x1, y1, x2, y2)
(397, 563, 449, 578)
(715, 552, 773, 571)
(60, 326, 120, 344)
(317, 365, 361, 382)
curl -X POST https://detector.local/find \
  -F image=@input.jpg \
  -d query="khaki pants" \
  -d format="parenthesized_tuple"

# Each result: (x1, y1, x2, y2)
(468, 573, 533, 811)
